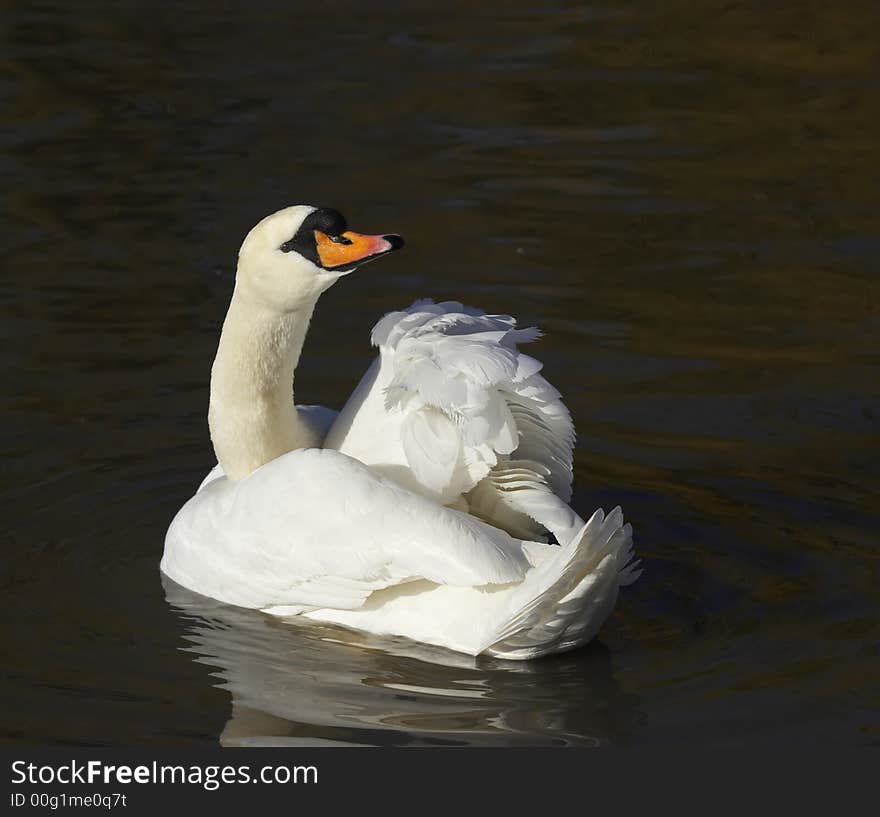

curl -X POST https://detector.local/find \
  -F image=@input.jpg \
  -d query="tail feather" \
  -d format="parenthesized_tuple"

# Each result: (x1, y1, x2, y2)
(481, 507, 638, 659)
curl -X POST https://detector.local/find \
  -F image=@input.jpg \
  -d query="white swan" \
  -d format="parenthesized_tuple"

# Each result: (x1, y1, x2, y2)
(161, 205, 640, 660)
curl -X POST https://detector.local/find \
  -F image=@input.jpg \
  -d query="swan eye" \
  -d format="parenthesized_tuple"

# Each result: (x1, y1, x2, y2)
(328, 234, 353, 245)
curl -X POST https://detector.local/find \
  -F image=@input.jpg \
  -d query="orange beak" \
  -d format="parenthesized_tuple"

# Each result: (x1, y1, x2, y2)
(315, 229, 404, 272)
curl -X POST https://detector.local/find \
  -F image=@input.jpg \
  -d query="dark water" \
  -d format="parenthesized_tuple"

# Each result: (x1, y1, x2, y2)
(2, 1, 878, 746)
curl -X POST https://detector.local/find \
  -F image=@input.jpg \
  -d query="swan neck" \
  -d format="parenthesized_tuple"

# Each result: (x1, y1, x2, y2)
(208, 290, 317, 481)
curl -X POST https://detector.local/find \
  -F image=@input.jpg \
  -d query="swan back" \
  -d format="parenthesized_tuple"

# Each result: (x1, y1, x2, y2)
(161, 447, 534, 613)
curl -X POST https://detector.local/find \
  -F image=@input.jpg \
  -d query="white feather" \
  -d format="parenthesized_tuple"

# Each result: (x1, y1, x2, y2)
(325, 300, 576, 531)
(162, 448, 532, 612)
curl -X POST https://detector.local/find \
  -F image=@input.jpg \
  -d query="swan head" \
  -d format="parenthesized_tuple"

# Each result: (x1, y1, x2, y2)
(236, 205, 404, 311)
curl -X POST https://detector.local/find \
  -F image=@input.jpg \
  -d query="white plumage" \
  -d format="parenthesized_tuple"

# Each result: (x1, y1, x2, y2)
(326, 299, 584, 543)
(161, 205, 640, 660)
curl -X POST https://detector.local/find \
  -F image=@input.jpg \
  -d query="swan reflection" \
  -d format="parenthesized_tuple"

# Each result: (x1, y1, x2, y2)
(163, 575, 640, 746)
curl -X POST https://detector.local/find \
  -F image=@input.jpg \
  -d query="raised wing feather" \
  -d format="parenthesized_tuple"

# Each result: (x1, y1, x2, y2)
(351, 301, 576, 534)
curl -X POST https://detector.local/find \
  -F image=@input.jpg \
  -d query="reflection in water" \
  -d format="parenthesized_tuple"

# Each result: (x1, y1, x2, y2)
(163, 576, 640, 747)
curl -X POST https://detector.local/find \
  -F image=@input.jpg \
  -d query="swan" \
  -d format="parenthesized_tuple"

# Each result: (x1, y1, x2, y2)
(161, 204, 640, 659)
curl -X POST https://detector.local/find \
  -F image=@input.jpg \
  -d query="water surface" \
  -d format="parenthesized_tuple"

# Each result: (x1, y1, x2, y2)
(2, 0, 878, 746)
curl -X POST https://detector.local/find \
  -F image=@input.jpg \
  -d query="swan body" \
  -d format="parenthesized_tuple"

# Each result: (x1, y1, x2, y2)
(161, 205, 639, 659)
